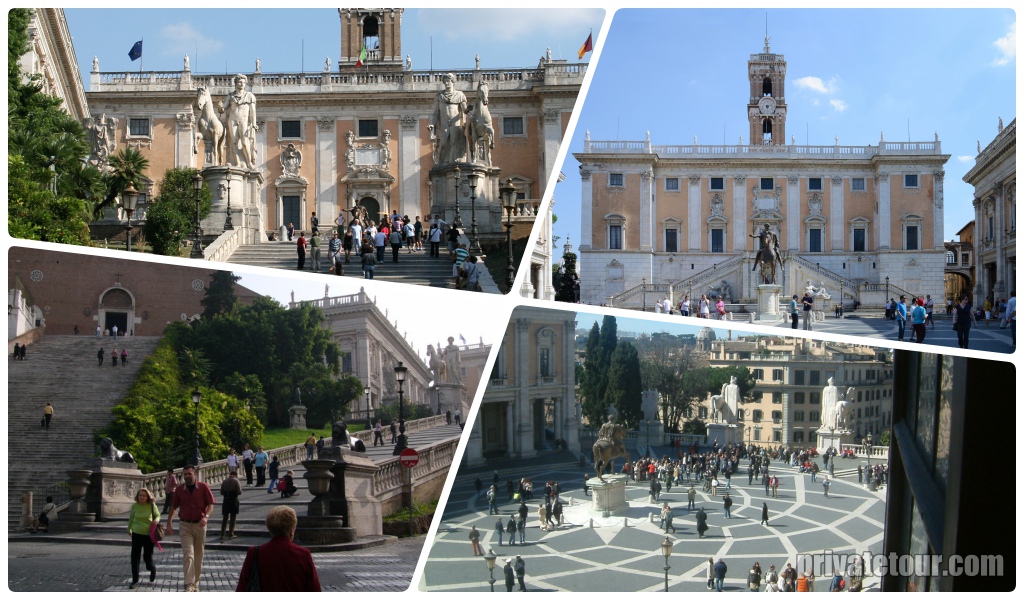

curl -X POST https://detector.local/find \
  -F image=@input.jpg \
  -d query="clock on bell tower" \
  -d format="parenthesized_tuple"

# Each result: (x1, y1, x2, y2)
(747, 35, 787, 146)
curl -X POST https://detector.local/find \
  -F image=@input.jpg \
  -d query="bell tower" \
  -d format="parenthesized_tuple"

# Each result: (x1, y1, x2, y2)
(747, 35, 787, 146)
(338, 8, 404, 71)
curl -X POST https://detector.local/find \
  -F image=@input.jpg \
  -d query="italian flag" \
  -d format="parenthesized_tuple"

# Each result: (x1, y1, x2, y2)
(356, 46, 367, 67)
(577, 33, 593, 59)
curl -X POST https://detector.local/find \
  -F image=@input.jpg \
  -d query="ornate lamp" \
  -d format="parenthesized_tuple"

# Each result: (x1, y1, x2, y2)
(121, 183, 139, 252)
(661, 537, 673, 591)
(191, 387, 203, 465)
(393, 361, 409, 455)
(190, 174, 205, 258)
(500, 178, 518, 289)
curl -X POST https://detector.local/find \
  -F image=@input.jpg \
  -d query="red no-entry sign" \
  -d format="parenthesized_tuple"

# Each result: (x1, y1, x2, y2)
(399, 448, 419, 468)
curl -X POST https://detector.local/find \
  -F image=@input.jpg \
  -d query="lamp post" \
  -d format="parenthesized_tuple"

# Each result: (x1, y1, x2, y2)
(452, 166, 464, 230)
(224, 180, 234, 230)
(436, 388, 443, 416)
(191, 387, 203, 465)
(885, 276, 890, 303)
(500, 178, 518, 289)
(121, 183, 139, 252)
(642, 276, 648, 312)
(393, 361, 409, 455)
(645, 419, 651, 458)
(190, 174, 205, 259)
(365, 386, 371, 422)
(839, 282, 844, 318)
(661, 537, 673, 592)
(484, 550, 497, 592)
(467, 171, 482, 254)
(864, 431, 873, 469)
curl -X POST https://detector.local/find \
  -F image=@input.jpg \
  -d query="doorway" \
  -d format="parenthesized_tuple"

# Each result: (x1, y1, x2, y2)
(481, 402, 508, 457)
(359, 197, 381, 225)
(282, 196, 300, 229)
(104, 311, 128, 335)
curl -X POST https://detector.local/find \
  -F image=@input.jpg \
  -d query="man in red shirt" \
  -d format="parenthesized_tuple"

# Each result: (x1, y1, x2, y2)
(166, 465, 216, 592)
(296, 232, 307, 270)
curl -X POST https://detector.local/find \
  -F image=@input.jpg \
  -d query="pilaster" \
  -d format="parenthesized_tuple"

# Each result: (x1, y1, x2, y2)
(399, 115, 420, 217)
(580, 168, 593, 250)
(733, 176, 747, 250)
(830, 176, 844, 251)
(688, 176, 701, 250)
(639, 168, 654, 251)
(786, 175, 800, 251)
(317, 117, 337, 222)
(877, 173, 891, 250)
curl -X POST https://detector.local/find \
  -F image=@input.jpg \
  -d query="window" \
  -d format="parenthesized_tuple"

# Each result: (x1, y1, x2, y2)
(753, 392, 763, 402)
(808, 177, 823, 191)
(503, 116, 524, 136)
(772, 394, 783, 404)
(809, 411, 820, 423)
(608, 225, 623, 250)
(946, 251, 956, 265)
(793, 431, 804, 443)
(906, 225, 919, 251)
(341, 352, 353, 373)
(760, 177, 774, 190)
(737, 409, 745, 421)
(904, 174, 919, 189)
(853, 228, 866, 252)
(809, 371, 821, 386)
(961, 252, 970, 266)
(684, 406, 693, 418)
(128, 118, 150, 137)
(357, 119, 379, 138)
(665, 229, 678, 253)
(752, 368, 765, 380)
(772, 410, 782, 424)
(753, 410, 763, 423)
(851, 177, 866, 191)
(491, 345, 507, 381)
(774, 430, 782, 442)
(810, 392, 821, 404)
(711, 228, 724, 253)
(794, 392, 805, 404)
(281, 120, 302, 139)
(772, 369, 784, 382)
(665, 177, 679, 191)
(794, 370, 805, 385)
(710, 177, 724, 191)
(698, 407, 708, 419)
(754, 428, 762, 441)
(794, 411, 805, 422)
(539, 348, 551, 378)
(609, 173, 624, 187)
(809, 228, 822, 253)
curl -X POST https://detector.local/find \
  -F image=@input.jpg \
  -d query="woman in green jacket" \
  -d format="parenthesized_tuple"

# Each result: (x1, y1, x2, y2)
(127, 487, 160, 588)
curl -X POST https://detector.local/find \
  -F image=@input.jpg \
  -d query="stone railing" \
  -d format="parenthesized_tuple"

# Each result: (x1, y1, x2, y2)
(583, 139, 942, 159)
(607, 254, 744, 308)
(204, 226, 248, 264)
(840, 444, 891, 460)
(788, 255, 862, 298)
(291, 290, 372, 311)
(372, 437, 458, 499)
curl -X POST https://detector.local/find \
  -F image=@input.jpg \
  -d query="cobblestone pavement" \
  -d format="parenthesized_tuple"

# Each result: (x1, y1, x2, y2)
(8, 535, 423, 592)
(422, 460, 884, 592)
(772, 313, 1014, 354)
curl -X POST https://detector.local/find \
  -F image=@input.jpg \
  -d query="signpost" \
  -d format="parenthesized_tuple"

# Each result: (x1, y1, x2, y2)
(399, 448, 419, 536)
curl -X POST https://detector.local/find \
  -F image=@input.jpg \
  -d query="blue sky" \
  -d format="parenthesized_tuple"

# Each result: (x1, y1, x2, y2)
(65, 8, 603, 81)
(574, 311, 732, 340)
(553, 8, 1017, 254)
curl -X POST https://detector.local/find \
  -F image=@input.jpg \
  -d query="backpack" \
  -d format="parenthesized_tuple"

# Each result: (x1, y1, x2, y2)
(277, 479, 287, 492)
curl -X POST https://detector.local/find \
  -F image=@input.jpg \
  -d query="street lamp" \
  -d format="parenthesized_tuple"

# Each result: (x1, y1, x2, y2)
(645, 419, 651, 458)
(190, 173, 205, 259)
(393, 361, 409, 455)
(467, 171, 481, 254)
(642, 276, 648, 312)
(885, 276, 890, 303)
(121, 183, 139, 252)
(484, 549, 497, 592)
(191, 387, 203, 466)
(224, 180, 234, 230)
(500, 178, 518, 289)
(839, 282, 844, 318)
(365, 385, 372, 422)
(452, 166, 464, 230)
(661, 537, 673, 592)
(864, 431, 873, 469)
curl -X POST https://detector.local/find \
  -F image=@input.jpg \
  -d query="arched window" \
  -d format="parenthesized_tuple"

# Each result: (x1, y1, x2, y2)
(762, 76, 773, 97)
(362, 16, 380, 52)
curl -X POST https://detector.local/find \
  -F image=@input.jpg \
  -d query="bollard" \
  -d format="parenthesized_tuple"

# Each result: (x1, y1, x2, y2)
(589, 518, 594, 528)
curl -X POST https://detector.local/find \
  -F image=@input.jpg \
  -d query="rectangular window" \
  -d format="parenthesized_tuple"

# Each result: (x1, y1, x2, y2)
(809, 228, 822, 252)
(699, 407, 708, 419)
(710, 177, 724, 191)
(609, 173, 624, 187)
(539, 348, 551, 378)
(280, 120, 302, 139)
(794, 370, 805, 386)
(129, 118, 150, 137)
(503, 116, 524, 136)
(665, 177, 680, 191)
(341, 352, 353, 373)
(753, 410, 763, 423)
(772, 410, 782, 424)
(906, 225, 919, 251)
(772, 369, 784, 382)
(794, 411, 805, 422)
(904, 174, 919, 188)
(357, 119, 379, 138)
(760, 177, 774, 190)
(808, 177, 823, 191)
(810, 392, 821, 404)
(810, 371, 821, 386)
(753, 428, 761, 441)
(665, 229, 678, 253)
(793, 392, 805, 404)
(772, 394, 783, 404)
(752, 368, 764, 380)
(851, 177, 866, 191)
(773, 430, 782, 442)
(608, 225, 623, 250)
(961, 252, 970, 266)
(853, 228, 866, 252)
(737, 409, 745, 422)
(793, 431, 804, 443)
(711, 228, 724, 253)
(810, 411, 820, 423)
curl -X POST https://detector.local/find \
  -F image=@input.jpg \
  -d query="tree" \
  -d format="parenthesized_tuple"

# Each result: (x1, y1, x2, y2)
(554, 250, 579, 303)
(97, 148, 149, 219)
(201, 271, 240, 320)
(639, 345, 705, 433)
(144, 167, 212, 255)
(579, 321, 607, 425)
(605, 342, 643, 429)
(708, 365, 758, 402)
(682, 418, 707, 436)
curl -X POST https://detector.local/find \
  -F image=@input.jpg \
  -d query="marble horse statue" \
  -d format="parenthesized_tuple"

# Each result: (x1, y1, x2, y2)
(466, 82, 494, 165)
(194, 86, 225, 165)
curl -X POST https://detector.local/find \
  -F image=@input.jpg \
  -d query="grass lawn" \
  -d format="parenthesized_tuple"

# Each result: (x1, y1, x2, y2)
(261, 423, 365, 450)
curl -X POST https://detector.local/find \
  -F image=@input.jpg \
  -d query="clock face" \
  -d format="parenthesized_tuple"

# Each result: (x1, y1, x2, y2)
(758, 97, 777, 115)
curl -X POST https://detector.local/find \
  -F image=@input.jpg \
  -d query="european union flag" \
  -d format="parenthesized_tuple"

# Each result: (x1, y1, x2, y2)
(128, 40, 143, 61)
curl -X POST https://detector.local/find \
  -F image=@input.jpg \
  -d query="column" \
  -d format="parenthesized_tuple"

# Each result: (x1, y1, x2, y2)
(541, 108, 563, 187)
(733, 176, 747, 251)
(877, 172, 891, 250)
(579, 168, 593, 250)
(317, 117, 337, 222)
(688, 176, 701, 250)
(993, 183, 1007, 297)
(639, 168, 654, 251)
(972, 197, 984, 305)
(399, 115, 420, 217)
(932, 171, 945, 250)
(830, 176, 844, 251)
(786, 176, 800, 251)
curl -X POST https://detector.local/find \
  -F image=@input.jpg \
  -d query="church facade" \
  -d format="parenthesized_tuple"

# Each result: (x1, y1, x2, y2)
(576, 38, 949, 309)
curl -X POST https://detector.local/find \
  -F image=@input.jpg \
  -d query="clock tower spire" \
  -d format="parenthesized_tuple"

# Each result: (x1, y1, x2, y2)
(748, 34, 787, 146)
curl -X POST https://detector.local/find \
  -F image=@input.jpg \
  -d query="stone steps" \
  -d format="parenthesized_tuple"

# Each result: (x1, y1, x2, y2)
(8, 335, 162, 529)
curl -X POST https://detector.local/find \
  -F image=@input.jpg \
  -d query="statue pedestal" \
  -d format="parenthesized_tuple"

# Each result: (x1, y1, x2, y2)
(706, 422, 740, 448)
(638, 420, 663, 454)
(428, 163, 504, 241)
(289, 405, 307, 430)
(755, 284, 783, 321)
(587, 474, 628, 518)
(434, 382, 468, 420)
(199, 166, 264, 238)
(816, 428, 852, 453)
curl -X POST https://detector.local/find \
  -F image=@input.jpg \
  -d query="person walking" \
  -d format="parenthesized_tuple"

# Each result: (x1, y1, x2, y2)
(802, 291, 814, 331)
(296, 231, 307, 270)
(360, 241, 377, 279)
(747, 562, 762, 592)
(687, 485, 697, 510)
(219, 471, 242, 541)
(699, 294, 711, 318)
(166, 465, 216, 593)
(925, 294, 935, 329)
(304, 433, 316, 461)
(707, 558, 716, 590)
(469, 525, 483, 556)
(487, 485, 498, 515)
(503, 558, 515, 592)
(494, 517, 504, 546)
(765, 565, 780, 592)
(127, 488, 160, 588)
(517, 508, 527, 544)
(98, 347, 105, 367)
(42, 402, 54, 429)
(953, 294, 978, 349)
(162, 469, 178, 515)
(266, 455, 280, 494)
(1006, 290, 1016, 346)
(895, 295, 908, 341)
(374, 228, 387, 263)
(911, 297, 927, 343)
(723, 493, 733, 519)
(310, 230, 322, 271)
(714, 558, 728, 592)
(111, 347, 119, 367)
(661, 502, 676, 533)
(696, 506, 709, 538)
(822, 476, 831, 499)
(235, 506, 321, 592)
(373, 420, 384, 446)
(790, 294, 800, 329)
(389, 227, 402, 263)
(514, 555, 527, 591)
(760, 502, 769, 526)
(120, 348, 128, 366)
(507, 516, 517, 546)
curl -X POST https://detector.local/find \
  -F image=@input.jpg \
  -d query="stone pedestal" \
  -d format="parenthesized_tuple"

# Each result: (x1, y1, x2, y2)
(428, 163, 503, 239)
(435, 381, 468, 419)
(588, 474, 628, 518)
(755, 284, 783, 321)
(289, 404, 308, 430)
(81, 459, 144, 519)
(638, 420, 664, 454)
(295, 458, 357, 544)
(706, 422, 740, 448)
(816, 428, 852, 454)
(200, 166, 264, 239)
(319, 446, 383, 538)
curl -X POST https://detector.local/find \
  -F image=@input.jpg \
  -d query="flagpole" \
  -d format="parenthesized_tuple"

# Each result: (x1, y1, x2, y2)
(140, 37, 143, 73)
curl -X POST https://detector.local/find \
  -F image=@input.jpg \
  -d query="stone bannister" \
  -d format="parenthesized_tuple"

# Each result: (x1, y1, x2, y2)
(584, 139, 942, 159)
(606, 254, 745, 309)
(788, 255, 862, 299)
(669, 254, 745, 297)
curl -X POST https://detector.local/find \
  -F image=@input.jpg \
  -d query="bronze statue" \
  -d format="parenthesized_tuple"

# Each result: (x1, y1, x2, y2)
(750, 223, 784, 285)
(592, 417, 628, 482)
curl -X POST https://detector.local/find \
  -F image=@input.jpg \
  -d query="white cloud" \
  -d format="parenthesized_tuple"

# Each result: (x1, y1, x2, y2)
(160, 22, 223, 58)
(993, 21, 1015, 66)
(793, 76, 838, 94)
(829, 99, 847, 112)
(957, 155, 975, 163)
(414, 9, 604, 43)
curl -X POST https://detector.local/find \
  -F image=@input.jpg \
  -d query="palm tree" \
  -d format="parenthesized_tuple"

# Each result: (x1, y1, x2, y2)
(97, 147, 149, 219)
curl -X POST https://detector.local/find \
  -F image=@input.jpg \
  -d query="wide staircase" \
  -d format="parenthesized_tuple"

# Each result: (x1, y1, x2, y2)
(7, 335, 161, 530)
(227, 237, 456, 287)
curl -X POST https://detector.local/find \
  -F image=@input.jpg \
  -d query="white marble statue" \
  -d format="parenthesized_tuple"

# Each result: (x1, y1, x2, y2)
(443, 336, 462, 384)
(820, 378, 855, 430)
(467, 82, 494, 165)
(92, 56, 99, 72)
(184, 54, 190, 70)
(475, 54, 480, 69)
(194, 86, 225, 165)
(715, 376, 741, 424)
(255, 57, 261, 72)
(427, 73, 468, 165)
(325, 56, 332, 71)
(427, 344, 446, 383)
(406, 55, 412, 71)
(221, 74, 258, 169)
(84, 113, 118, 167)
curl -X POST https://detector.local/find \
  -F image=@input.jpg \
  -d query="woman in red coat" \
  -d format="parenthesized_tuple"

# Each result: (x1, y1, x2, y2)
(236, 506, 321, 591)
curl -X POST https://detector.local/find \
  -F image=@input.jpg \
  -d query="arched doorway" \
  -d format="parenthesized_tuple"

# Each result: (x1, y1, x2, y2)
(359, 197, 381, 225)
(99, 287, 134, 335)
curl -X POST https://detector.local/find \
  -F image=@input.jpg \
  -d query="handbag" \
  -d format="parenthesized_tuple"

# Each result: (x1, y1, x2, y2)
(246, 545, 262, 592)
(150, 506, 165, 540)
